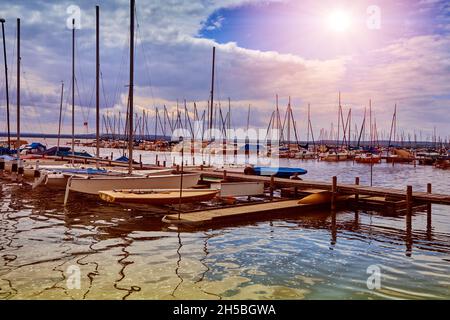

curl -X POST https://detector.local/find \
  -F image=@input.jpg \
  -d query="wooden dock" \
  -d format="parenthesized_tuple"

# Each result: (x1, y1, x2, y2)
(160, 169, 447, 227)
(162, 199, 310, 226)
(193, 169, 450, 206)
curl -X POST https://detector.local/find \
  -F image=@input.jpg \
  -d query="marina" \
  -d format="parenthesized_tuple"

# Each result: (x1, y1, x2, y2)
(0, 0, 450, 303)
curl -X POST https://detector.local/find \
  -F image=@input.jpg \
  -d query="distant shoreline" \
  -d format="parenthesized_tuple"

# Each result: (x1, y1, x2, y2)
(0, 133, 446, 148)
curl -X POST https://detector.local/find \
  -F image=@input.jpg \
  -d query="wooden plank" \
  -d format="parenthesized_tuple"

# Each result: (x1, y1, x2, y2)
(163, 200, 306, 226)
(192, 170, 450, 206)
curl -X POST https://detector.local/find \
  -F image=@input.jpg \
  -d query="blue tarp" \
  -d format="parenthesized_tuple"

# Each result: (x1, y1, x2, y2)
(115, 156, 139, 164)
(28, 143, 46, 150)
(58, 151, 93, 158)
(0, 155, 16, 161)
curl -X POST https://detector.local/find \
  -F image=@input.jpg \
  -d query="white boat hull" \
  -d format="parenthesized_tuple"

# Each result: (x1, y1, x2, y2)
(67, 173, 201, 195)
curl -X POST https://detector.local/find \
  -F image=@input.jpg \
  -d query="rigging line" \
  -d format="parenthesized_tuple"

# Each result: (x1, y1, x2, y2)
(74, 76, 87, 123)
(135, 10, 156, 108)
(60, 77, 73, 136)
(100, 71, 109, 110)
(21, 70, 46, 136)
(110, 33, 129, 115)
(74, 34, 93, 120)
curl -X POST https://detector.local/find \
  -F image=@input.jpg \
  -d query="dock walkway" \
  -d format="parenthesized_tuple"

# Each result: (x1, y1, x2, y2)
(163, 199, 306, 226)
(193, 169, 450, 206)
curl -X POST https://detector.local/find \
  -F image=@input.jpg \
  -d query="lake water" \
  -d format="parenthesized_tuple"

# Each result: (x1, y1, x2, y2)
(1, 141, 449, 299)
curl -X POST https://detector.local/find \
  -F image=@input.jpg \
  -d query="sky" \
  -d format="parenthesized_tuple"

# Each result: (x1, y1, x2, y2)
(0, 0, 449, 141)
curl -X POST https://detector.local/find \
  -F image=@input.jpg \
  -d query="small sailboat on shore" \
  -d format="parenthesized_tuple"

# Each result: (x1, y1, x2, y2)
(99, 188, 219, 205)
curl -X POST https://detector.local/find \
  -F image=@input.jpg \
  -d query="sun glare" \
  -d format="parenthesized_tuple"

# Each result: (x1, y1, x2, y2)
(327, 10, 352, 32)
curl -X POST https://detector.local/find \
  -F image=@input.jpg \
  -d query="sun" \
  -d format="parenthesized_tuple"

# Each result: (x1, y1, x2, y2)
(327, 10, 352, 32)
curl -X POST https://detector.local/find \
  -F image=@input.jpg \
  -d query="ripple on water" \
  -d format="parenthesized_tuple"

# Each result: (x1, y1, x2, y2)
(1, 160, 450, 299)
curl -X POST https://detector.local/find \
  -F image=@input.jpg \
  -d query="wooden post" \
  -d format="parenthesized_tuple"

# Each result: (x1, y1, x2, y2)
(223, 170, 227, 182)
(156, 154, 159, 166)
(355, 177, 360, 203)
(110, 152, 113, 160)
(370, 159, 373, 186)
(200, 164, 204, 171)
(406, 185, 413, 216)
(163, 161, 166, 167)
(427, 183, 432, 217)
(0, 158, 4, 177)
(270, 175, 275, 201)
(176, 165, 180, 173)
(331, 176, 337, 211)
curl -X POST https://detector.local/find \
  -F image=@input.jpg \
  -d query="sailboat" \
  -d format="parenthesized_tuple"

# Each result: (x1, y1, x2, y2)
(99, 188, 219, 205)
(63, 1, 199, 203)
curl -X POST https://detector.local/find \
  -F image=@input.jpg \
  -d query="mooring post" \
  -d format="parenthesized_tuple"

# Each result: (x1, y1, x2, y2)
(176, 165, 180, 173)
(110, 152, 113, 160)
(223, 170, 227, 182)
(406, 185, 413, 216)
(200, 164, 204, 171)
(355, 177, 360, 203)
(427, 183, 432, 217)
(0, 158, 4, 177)
(11, 159, 18, 182)
(155, 154, 159, 166)
(17, 159, 24, 183)
(331, 176, 337, 211)
(163, 161, 166, 167)
(139, 154, 143, 169)
(270, 175, 275, 201)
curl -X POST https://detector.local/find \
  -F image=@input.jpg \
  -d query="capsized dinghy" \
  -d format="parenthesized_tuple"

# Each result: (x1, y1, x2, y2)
(99, 189, 219, 205)
(298, 191, 349, 205)
(245, 166, 307, 179)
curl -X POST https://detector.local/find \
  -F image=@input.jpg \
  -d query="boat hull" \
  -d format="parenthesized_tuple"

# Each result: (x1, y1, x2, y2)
(68, 173, 201, 195)
(99, 189, 219, 205)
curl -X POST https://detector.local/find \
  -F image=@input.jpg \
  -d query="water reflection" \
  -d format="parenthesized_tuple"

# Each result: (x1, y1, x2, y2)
(1, 161, 450, 300)
(171, 232, 183, 298)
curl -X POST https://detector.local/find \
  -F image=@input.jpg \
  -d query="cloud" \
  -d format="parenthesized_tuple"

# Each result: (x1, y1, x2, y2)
(0, 0, 448, 141)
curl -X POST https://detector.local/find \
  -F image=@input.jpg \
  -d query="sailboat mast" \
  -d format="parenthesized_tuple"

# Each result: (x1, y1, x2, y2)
(128, 0, 135, 174)
(16, 18, 20, 152)
(209, 47, 216, 134)
(337, 92, 341, 149)
(57, 82, 64, 153)
(287, 97, 291, 146)
(96, 5, 100, 160)
(307, 103, 310, 144)
(71, 18, 75, 162)
(369, 99, 372, 147)
(0, 19, 11, 150)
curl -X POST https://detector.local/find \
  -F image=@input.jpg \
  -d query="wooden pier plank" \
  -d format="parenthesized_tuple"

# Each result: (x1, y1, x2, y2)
(195, 170, 450, 205)
(163, 199, 305, 225)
